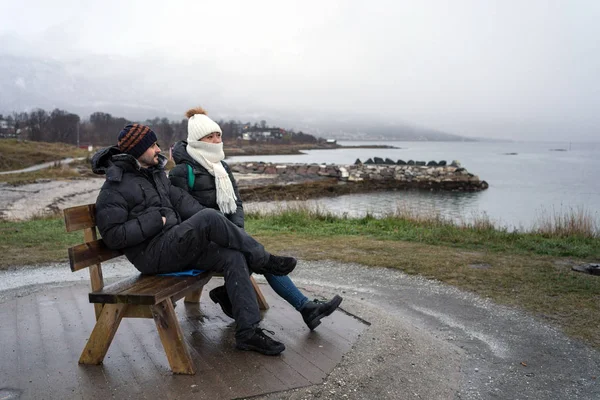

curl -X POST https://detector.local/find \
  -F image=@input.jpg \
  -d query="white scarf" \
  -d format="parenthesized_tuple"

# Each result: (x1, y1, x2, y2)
(186, 141, 238, 214)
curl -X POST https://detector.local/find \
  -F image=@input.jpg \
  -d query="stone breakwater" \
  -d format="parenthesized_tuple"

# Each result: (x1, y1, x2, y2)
(230, 160, 489, 192)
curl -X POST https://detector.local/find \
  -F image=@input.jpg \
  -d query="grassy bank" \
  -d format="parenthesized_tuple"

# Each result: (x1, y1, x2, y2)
(250, 209, 600, 348)
(0, 163, 84, 185)
(1, 209, 599, 349)
(0, 216, 82, 266)
(0, 139, 89, 171)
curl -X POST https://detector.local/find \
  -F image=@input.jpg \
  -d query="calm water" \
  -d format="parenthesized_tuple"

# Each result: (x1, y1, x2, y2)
(227, 141, 600, 230)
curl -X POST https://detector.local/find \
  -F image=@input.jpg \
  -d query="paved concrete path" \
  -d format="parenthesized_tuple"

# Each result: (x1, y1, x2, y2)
(1, 259, 598, 399)
(0, 157, 85, 175)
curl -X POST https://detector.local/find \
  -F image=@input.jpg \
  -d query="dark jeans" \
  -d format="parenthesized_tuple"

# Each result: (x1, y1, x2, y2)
(134, 208, 267, 338)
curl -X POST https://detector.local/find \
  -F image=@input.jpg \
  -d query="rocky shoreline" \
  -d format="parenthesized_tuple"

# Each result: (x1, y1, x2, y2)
(232, 160, 488, 201)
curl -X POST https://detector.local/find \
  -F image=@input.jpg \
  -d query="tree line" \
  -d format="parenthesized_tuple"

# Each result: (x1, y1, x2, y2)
(0, 108, 321, 147)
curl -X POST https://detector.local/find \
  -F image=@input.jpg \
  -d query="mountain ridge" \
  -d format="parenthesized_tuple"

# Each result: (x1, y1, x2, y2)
(0, 54, 474, 142)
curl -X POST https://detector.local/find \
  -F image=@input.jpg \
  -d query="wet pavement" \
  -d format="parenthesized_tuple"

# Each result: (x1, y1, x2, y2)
(1, 258, 598, 399)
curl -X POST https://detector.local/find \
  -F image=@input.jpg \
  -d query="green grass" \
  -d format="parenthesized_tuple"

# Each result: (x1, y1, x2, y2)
(242, 210, 600, 349)
(245, 209, 600, 259)
(0, 216, 83, 267)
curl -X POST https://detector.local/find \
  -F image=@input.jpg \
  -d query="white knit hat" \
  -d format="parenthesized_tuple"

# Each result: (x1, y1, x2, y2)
(186, 107, 222, 141)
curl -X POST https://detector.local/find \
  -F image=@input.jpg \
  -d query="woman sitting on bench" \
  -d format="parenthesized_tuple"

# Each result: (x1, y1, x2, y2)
(169, 107, 343, 331)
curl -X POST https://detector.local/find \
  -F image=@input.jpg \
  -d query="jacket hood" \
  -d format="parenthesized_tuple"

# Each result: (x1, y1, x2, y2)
(91, 146, 126, 174)
(172, 140, 195, 165)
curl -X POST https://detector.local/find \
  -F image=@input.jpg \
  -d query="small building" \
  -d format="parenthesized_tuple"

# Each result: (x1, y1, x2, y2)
(0, 118, 18, 138)
(240, 127, 286, 141)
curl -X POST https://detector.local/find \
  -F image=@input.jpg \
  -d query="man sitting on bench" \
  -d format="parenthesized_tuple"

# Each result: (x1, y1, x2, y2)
(92, 123, 297, 356)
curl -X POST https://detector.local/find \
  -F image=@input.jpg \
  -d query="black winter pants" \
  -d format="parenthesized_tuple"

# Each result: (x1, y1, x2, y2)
(134, 208, 268, 338)
(191, 242, 260, 339)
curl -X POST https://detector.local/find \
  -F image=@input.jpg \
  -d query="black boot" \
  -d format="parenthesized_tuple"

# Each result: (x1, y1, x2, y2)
(209, 285, 233, 319)
(254, 255, 297, 276)
(300, 295, 343, 330)
(236, 327, 285, 355)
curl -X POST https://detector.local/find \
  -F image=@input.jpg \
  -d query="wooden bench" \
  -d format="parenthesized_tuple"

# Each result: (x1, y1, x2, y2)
(63, 204, 269, 375)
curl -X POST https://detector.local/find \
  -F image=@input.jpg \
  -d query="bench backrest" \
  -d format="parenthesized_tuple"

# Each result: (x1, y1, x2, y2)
(64, 204, 122, 272)
(64, 204, 123, 317)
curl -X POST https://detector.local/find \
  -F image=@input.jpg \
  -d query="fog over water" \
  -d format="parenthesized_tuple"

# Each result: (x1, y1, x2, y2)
(231, 141, 600, 230)
(1, 1, 599, 142)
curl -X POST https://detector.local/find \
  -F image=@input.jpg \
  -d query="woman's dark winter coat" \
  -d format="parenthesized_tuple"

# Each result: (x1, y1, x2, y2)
(169, 140, 244, 228)
(92, 146, 204, 266)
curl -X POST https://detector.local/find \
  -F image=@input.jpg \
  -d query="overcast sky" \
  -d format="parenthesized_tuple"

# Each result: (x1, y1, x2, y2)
(1, 0, 599, 141)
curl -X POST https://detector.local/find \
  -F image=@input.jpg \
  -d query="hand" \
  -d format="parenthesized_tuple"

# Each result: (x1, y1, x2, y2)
(162, 216, 166, 225)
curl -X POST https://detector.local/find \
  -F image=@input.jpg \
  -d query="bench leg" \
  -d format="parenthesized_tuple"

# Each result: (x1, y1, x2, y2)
(79, 303, 127, 365)
(151, 299, 196, 375)
(250, 275, 270, 310)
(184, 288, 203, 303)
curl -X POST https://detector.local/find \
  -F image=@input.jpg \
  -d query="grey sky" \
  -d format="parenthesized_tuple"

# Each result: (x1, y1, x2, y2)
(1, 0, 599, 141)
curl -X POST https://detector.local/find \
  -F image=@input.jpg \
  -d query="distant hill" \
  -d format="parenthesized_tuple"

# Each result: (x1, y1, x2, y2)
(0, 54, 474, 142)
(272, 116, 475, 142)
(327, 123, 474, 141)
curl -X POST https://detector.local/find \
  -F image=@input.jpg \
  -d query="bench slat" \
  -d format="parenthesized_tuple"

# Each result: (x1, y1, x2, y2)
(68, 239, 123, 272)
(89, 272, 213, 305)
(136, 274, 212, 304)
(64, 204, 97, 232)
(126, 274, 211, 304)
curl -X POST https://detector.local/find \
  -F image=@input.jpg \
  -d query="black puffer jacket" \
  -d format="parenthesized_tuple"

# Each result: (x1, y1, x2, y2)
(169, 141, 244, 228)
(92, 146, 204, 267)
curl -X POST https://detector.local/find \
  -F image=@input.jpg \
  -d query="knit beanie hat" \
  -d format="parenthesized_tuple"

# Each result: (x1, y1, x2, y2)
(186, 107, 222, 142)
(117, 124, 158, 159)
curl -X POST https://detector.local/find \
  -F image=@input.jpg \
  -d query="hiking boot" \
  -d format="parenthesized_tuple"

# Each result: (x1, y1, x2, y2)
(236, 328, 285, 355)
(209, 285, 233, 319)
(255, 255, 297, 276)
(300, 295, 343, 330)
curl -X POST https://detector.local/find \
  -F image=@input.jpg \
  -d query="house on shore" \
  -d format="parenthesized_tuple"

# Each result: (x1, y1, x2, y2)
(0, 118, 19, 138)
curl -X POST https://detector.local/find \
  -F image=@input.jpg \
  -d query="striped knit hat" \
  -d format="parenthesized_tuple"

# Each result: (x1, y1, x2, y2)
(117, 124, 158, 159)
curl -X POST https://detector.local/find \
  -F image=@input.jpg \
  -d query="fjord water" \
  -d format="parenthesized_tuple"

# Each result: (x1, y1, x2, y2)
(228, 141, 600, 230)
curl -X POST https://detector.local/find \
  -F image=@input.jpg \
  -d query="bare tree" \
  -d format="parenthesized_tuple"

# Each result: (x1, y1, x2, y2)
(48, 108, 80, 144)
(26, 109, 50, 141)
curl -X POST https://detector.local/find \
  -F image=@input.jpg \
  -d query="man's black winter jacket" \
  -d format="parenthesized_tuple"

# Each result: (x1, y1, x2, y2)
(92, 146, 204, 268)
